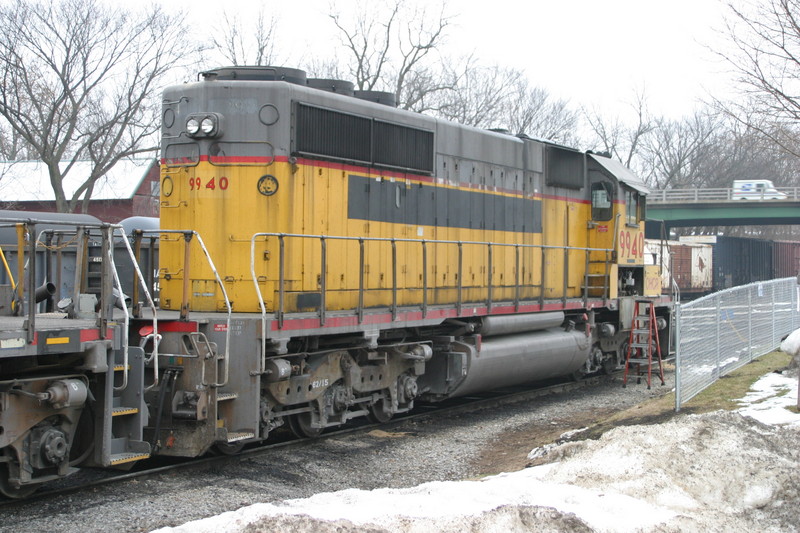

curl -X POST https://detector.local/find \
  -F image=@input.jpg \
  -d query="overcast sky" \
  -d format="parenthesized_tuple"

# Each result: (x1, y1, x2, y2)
(165, 0, 733, 120)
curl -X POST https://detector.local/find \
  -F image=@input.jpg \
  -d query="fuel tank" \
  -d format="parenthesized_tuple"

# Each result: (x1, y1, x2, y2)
(448, 328, 591, 398)
(479, 312, 564, 337)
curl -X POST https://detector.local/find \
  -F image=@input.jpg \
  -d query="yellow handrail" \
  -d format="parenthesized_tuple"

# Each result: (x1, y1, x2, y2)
(0, 244, 15, 289)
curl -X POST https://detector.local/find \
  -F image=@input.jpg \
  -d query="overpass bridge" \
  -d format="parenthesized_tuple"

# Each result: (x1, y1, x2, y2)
(646, 187, 800, 235)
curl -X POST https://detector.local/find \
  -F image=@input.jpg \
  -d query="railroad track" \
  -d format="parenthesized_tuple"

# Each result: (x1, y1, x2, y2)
(0, 372, 617, 508)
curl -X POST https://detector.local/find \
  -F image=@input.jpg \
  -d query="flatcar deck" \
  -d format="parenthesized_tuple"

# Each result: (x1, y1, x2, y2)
(0, 313, 116, 358)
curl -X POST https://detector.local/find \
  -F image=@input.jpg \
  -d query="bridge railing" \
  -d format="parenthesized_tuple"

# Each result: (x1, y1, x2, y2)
(648, 187, 800, 203)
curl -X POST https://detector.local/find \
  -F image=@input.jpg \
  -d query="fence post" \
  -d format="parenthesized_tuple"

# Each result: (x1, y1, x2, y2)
(795, 280, 799, 332)
(716, 297, 721, 379)
(772, 283, 776, 348)
(748, 287, 753, 362)
(675, 303, 682, 412)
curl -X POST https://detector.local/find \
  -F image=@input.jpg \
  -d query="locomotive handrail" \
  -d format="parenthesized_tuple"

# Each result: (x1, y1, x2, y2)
(249, 231, 617, 359)
(129, 230, 158, 319)
(487, 243, 493, 312)
(247, 232, 615, 252)
(145, 229, 231, 388)
(106, 226, 131, 392)
(0, 216, 161, 393)
(320, 237, 327, 326)
(250, 235, 268, 373)
(115, 227, 160, 392)
(0, 218, 115, 337)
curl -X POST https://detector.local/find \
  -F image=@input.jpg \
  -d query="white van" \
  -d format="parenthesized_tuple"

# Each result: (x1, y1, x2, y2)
(732, 179, 787, 200)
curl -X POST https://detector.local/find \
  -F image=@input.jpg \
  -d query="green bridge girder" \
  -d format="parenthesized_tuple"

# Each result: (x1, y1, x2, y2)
(647, 200, 800, 230)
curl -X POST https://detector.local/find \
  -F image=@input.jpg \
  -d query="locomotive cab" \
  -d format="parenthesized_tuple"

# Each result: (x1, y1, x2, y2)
(587, 154, 658, 299)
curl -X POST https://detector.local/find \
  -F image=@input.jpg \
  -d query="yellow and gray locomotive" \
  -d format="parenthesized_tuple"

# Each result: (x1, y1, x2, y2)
(155, 66, 664, 445)
(0, 66, 666, 496)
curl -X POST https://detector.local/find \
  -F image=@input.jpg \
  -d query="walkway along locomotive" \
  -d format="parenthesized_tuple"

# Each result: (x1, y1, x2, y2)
(0, 66, 669, 497)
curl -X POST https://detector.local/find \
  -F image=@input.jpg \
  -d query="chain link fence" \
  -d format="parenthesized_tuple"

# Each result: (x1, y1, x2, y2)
(675, 277, 799, 410)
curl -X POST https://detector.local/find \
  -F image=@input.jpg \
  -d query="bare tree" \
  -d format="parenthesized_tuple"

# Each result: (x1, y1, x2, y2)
(502, 77, 580, 145)
(328, 0, 452, 109)
(584, 90, 655, 168)
(211, 8, 279, 66)
(637, 111, 719, 189)
(0, 121, 34, 160)
(431, 63, 521, 127)
(717, 0, 800, 155)
(0, 0, 195, 213)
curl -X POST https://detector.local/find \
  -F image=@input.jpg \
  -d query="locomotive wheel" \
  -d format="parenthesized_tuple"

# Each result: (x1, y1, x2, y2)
(367, 399, 393, 423)
(287, 411, 323, 439)
(70, 405, 95, 466)
(602, 356, 617, 375)
(0, 463, 37, 499)
(214, 441, 245, 456)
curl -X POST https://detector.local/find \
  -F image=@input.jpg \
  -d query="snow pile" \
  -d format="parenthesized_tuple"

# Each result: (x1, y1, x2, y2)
(153, 371, 800, 533)
(780, 328, 800, 367)
(736, 371, 799, 425)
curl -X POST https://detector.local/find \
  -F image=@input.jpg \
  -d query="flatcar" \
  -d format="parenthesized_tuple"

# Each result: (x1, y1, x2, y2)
(0, 66, 669, 497)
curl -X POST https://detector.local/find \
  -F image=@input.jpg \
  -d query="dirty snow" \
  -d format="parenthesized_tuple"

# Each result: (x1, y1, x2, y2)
(153, 370, 800, 533)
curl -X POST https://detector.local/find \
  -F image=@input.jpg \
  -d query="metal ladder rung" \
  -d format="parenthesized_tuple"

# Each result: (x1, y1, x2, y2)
(112, 406, 139, 417)
(628, 358, 660, 365)
(623, 299, 665, 388)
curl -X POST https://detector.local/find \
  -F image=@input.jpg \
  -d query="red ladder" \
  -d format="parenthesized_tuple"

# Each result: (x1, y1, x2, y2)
(623, 299, 665, 389)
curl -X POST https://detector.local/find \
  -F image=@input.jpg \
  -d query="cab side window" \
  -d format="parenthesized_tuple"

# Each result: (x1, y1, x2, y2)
(591, 181, 614, 221)
(625, 189, 644, 225)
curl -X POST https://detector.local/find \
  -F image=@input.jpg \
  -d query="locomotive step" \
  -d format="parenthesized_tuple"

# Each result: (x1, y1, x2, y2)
(112, 406, 139, 417)
(633, 329, 653, 335)
(225, 431, 255, 443)
(217, 392, 239, 402)
(109, 452, 150, 466)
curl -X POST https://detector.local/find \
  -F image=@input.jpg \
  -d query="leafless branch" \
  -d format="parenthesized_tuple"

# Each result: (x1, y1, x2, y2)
(211, 8, 279, 66)
(0, 0, 198, 212)
(328, 0, 451, 107)
(714, 0, 800, 156)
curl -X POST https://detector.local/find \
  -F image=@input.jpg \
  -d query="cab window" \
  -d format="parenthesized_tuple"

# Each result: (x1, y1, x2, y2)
(591, 182, 614, 221)
(625, 189, 644, 225)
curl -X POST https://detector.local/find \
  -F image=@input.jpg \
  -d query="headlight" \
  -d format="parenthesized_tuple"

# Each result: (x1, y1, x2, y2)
(200, 116, 216, 134)
(185, 113, 223, 138)
(186, 117, 200, 135)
